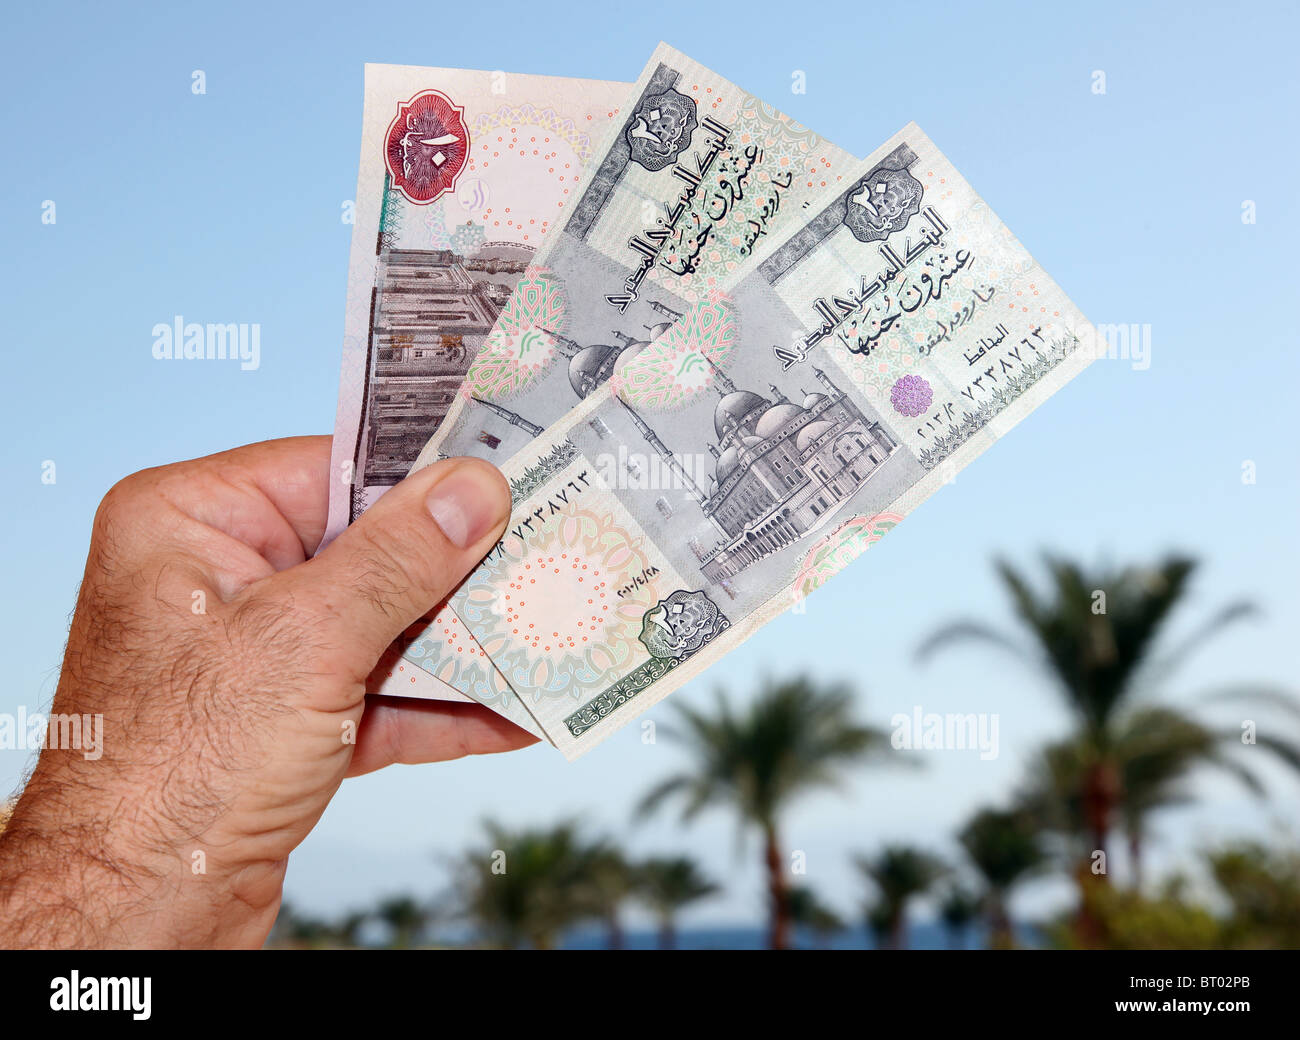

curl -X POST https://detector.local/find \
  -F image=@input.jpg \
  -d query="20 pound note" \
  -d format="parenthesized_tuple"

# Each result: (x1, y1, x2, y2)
(323, 63, 628, 733)
(389, 43, 858, 723)
(440, 122, 1102, 758)
(325, 62, 628, 545)
(407, 42, 856, 471)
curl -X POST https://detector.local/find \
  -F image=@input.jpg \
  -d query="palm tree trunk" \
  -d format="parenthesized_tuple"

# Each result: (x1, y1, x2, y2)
(1077, 758, 1119, 946)
(1081, 758, 1118, 872)
(658, 914, 676, 951)
(988, 894, 1014, 950)
(888, 906, 906, 950)
(1129, 830, 1144, 892)
(605, 911, 624, 951)
(763, 822, 791, 950)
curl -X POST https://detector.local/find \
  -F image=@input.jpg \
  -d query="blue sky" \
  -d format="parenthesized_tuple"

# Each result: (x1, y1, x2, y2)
(1, 0, 1297, 929)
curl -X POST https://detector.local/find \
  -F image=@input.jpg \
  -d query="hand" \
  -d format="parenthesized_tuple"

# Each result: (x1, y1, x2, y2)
(0, 436, 533, 948)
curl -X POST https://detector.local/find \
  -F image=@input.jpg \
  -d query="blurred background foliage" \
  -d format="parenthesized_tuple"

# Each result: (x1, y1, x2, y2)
(3, 552, 1292, 949)
(252, 553, 1299, 949)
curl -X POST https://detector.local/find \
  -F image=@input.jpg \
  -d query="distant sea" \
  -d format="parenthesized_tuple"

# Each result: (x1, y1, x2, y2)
(559, 921, 1041, 950)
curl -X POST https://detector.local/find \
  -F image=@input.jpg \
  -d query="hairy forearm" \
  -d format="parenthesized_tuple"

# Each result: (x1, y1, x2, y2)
(0, 766, 278, 949)
(0, 778, 155, 947)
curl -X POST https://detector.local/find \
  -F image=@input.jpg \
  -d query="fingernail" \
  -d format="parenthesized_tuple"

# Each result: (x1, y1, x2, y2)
(425, 465, 507, 549)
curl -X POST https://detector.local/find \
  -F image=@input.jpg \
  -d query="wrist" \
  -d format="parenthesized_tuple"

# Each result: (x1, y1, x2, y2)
(0, 768, 280, 948)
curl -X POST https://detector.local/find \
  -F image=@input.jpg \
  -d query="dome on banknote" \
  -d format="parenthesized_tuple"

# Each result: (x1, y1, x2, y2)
(796, 419, 836, 453)
(568, 343, 621, 398)
(716, 444, 741, 481)
(754, 402, 808, 439)
(716, 437, 765, 482)
(713, 391, 769, 441)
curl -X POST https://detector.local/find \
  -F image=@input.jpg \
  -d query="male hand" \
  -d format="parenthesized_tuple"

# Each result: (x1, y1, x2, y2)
(0, 436, 533, 948)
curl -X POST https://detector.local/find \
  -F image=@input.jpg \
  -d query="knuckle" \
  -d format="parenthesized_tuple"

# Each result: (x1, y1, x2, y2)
(93, 471, 147, 528)
(90, 469, 165, 564)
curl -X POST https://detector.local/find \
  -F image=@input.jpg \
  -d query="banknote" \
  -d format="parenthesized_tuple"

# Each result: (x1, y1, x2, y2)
(438, 122, 1101, 758)
(409, 41, 857, 471)
(325, 62, 628, 545)
(390, 43, 858, 716)
(323, 63, 629, 734)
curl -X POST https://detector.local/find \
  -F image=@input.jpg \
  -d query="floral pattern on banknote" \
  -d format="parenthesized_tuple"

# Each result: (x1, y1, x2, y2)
(450, 219, 486, 255)
(613, 297, 738, 408)
(462, 269, 567, 399)
(379, 173, 459, 251)
(464, 103, 606, 245)
(792, 512, 903, 601)
(469, 103, 603, 165)
(416, 194, 454, 248)
(457, 505, 662, 701)
(378, 176, 407, 250)
(400, 603, 517, 707)
(838, 201, 1036, 398)
(647, 94, 843, 302)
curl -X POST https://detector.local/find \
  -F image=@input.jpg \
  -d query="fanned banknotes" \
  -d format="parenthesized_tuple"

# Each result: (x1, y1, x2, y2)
(410, 43, 857, 469)
(429, 121, 1101, 758)
(326, 52, 1102, 760)
(324, 63, 629, 735)
(389, 44, 859, 724)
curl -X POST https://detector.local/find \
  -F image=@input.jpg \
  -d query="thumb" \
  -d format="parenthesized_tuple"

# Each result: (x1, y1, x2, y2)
(286, 457, 510, 666)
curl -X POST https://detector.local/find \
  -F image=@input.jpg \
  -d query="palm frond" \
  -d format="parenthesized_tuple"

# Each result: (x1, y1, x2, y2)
(1199, 683, 1300, 721)
(1144, 601, 1259, 681)
(915, 620, 1031, 666)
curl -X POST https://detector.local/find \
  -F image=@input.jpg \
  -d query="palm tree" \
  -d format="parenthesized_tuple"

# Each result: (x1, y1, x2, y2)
(855, 845, 946, 949)
(458, 820, 592, 949)
(334, 909, 371, 948)
(1107, 707, 1278, 890)
(375, 895, 426, 949)
(939, 885, 982, 949)
(958, 807, 1044, 949)
(269, 902, 334, 948)
(919, 555, 1295, 876)
(865, 897, 894, 949)
(579, 842, 638, 949)
(787, 885, 845, 947)
(636, 856, 719, 949)
(637, 676, 894, 949)
(1020, 707, 1287, 891)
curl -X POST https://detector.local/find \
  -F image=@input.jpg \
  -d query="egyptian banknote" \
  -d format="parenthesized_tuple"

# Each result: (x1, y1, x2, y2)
(408, 42, 857, 470)
(325, 62, 628, 545)
(390, 43, 858, 720)
(323, 63, 629, 734)
(435, 122, 1101, 758)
